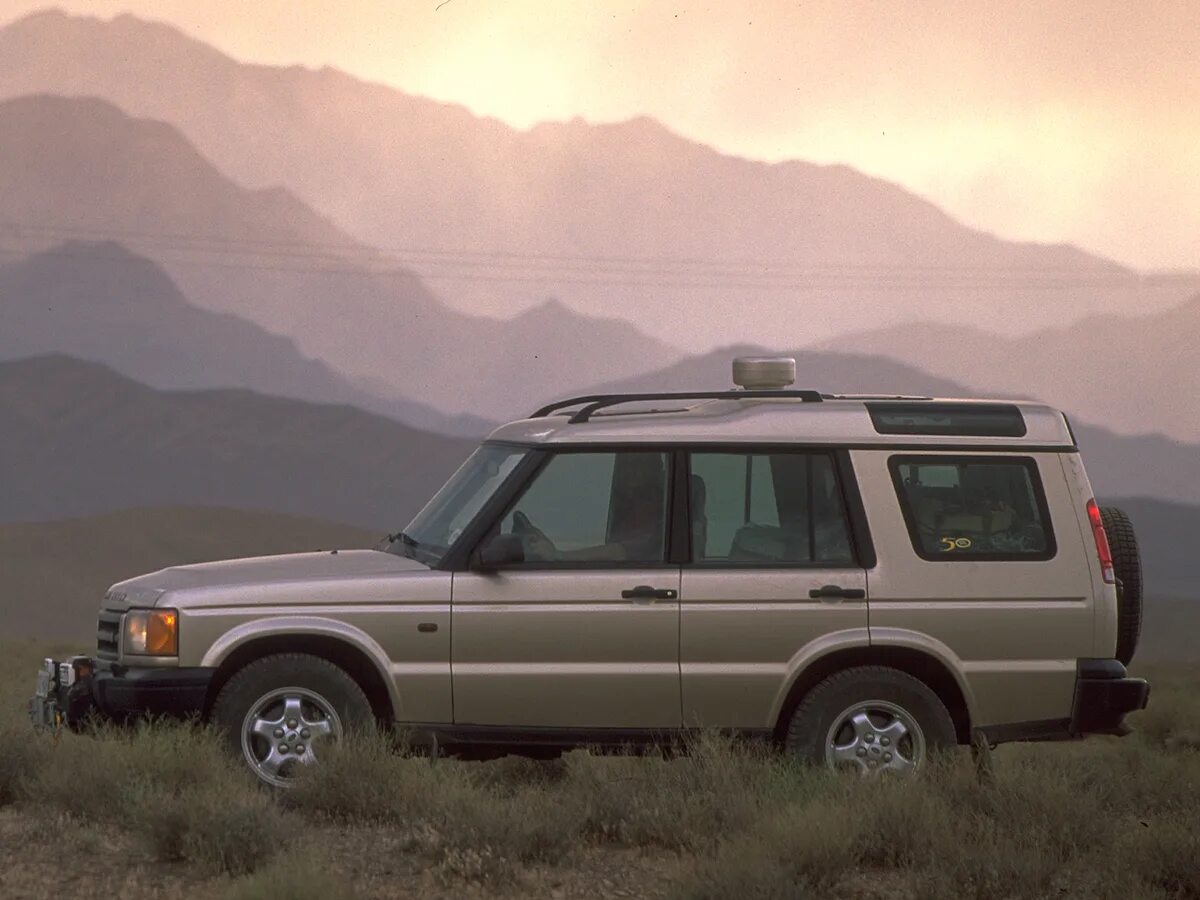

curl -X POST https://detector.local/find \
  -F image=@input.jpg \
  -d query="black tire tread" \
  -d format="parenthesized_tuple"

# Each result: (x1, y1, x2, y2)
(784, 665, 957, 763)
(210, 652, 374, 746)
(1100, 506, 1143, 666)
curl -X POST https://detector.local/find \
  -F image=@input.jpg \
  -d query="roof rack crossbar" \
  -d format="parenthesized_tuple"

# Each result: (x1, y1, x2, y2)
(531, 390, 824, 424)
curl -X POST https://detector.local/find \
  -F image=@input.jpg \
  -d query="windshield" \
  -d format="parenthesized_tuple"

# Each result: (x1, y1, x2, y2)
(384, 444, 527, 566)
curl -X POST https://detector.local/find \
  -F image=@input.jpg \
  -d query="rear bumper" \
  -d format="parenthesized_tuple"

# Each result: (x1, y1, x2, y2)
(1070, 658, 1150, 736)
(977, 658, 1149, 744)
(32, 657, 214, 728)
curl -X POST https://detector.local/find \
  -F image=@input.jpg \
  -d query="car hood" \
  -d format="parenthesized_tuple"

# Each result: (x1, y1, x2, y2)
(103, 549, 442, 611)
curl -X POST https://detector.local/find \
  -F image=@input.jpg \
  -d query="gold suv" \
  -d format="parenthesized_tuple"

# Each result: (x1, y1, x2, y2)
(31, 358, 1149, 786)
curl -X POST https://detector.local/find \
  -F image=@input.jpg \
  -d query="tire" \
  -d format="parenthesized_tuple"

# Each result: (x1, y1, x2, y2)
(784, 666, 956, 775)
(1100, 506, 1143, 666)
(210, 653, 374, 787)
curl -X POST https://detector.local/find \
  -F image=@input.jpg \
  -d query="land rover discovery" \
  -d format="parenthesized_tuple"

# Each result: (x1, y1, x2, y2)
(31, 357, 1149, 785)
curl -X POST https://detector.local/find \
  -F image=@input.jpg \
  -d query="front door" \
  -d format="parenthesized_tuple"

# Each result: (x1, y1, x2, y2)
(452, 449, 681, 729)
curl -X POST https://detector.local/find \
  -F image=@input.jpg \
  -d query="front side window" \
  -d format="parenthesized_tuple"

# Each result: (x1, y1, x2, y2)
(689, 451, 855, 565)
(890, 456, 1054, 560)
(498, 451, 670, 565)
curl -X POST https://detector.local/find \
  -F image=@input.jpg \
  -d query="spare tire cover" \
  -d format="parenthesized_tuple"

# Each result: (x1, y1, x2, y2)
(1100, 506, 1143, 666)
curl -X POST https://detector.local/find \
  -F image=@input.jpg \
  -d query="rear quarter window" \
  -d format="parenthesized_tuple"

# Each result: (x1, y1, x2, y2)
(888, 455, 1056, 561)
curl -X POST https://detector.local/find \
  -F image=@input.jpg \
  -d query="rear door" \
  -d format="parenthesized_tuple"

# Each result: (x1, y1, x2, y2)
(679, 449, 869, 729)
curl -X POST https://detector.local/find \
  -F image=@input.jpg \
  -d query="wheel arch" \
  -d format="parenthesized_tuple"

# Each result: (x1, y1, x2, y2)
(200, 620, 397, 726)
(772, 642, 974, 745)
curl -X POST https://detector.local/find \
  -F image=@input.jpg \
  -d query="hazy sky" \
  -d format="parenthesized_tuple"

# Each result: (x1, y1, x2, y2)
(3, 1, 1197, 269)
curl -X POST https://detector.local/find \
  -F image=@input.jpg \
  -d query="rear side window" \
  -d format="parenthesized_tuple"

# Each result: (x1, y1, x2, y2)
(889, 456, 1055, 560)
(689, 451, 855, 565)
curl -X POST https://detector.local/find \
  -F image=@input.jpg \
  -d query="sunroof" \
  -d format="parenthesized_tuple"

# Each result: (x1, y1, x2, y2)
(866, 402, 1027, 438)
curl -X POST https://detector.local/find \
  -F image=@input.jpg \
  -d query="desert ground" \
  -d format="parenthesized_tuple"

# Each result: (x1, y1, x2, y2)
(1, 640, 1196, 900)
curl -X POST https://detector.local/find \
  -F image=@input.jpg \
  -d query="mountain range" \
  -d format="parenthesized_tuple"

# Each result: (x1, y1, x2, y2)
(3, 90, 1198, 439)
(814, 299, 1200, 442)
(0, 240, 489, 435)
(0, 355, 476, 527)
(0, 93, 678, 421)
(8, 352, 1200, 528)
(2, 8, 1194, 351)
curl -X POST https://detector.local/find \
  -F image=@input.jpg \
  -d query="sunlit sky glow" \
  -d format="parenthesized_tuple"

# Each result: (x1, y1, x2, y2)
(2, 0, 1197, 269)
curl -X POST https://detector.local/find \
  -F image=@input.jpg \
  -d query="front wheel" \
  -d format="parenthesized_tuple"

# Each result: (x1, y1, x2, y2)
(210, 653, 374, 787)
(784, 666, 956, 775)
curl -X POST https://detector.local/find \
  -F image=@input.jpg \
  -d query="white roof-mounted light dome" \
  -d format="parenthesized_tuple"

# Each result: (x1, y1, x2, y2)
(732, 356, 796, 390)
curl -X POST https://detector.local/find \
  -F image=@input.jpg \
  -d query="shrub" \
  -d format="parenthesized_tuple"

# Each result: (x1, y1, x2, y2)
(222, 850, 356, 900)
(133, 782, 287, 875)
(0, 720, 40, 805)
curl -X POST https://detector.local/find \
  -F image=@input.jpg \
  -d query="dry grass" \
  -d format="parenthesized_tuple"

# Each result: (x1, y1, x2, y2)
(2, 641, 1197, 899)
(222, 850, 357, 900)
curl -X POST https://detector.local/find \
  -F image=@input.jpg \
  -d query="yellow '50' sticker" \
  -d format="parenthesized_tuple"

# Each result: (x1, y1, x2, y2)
(940, 537, 973, 551)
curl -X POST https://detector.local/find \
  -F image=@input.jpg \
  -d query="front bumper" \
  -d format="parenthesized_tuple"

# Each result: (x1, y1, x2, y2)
(30, 656, 214, 729)
(1070, 658, 1150, 736)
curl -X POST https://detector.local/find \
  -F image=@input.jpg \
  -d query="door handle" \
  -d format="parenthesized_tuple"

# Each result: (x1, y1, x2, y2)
(809, 585, 866, 600)
(621, 585, 678, 601)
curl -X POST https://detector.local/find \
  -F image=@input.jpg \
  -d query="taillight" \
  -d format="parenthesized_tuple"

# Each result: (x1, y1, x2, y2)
(1086, 499, 1116, 584)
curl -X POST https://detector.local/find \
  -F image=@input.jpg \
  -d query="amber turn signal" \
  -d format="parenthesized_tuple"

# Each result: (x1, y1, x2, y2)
(124, 609, 179, 656)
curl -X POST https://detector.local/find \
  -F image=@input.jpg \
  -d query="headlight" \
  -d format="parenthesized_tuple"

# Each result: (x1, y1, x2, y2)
(124, 609, 178, 656)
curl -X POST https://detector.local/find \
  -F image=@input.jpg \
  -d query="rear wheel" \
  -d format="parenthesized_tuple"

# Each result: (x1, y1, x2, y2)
(211, 653, 374, 787)
(784, 666, 956, 775)
(1100, 506, 1143, 666)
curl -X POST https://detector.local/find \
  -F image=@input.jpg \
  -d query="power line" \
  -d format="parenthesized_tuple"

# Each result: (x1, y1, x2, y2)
(0, 222, 1187, 293)
(0, 219, 1159, 279)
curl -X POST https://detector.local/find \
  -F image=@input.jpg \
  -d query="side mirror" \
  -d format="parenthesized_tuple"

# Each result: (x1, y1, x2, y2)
(476, 533, 524, 570)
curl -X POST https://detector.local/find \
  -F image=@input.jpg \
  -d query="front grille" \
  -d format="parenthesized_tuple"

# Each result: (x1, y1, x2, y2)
(97, 610, 122, 660)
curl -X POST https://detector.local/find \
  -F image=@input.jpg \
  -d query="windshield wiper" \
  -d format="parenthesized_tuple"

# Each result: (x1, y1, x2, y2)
(377, 531, 420, 554)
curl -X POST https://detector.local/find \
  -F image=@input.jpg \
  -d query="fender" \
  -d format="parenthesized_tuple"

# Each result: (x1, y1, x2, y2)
(868, 626, 980, 724)
(766, 627, 871, 726)
(200, 616, 403, 719)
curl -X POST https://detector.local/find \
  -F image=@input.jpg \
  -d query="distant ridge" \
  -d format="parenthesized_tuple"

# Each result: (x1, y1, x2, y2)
(0, 94, 678, 421)
(0, 355, 476, 527)
(572, 345, 1200, 508)
(0, 240, 491, 436)
(3, 8, 1191, 352)
(815, 294, 1200, 443)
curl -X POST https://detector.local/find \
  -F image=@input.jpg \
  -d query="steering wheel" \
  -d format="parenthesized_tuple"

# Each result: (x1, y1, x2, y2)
(510, 510, 559, 560)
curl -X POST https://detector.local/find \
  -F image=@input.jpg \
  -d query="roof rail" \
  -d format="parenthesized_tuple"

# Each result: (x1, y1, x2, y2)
(531, 390, 824, 424)
(824, 393, 933, 401)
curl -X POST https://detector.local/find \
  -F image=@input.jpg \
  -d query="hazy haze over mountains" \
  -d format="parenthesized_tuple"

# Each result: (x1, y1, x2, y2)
(1, 9, 1193, 353)
(572, 347, 1200, 510)
(815, 296, 1200, 441)
(0, 8, 1197, 519)
(0, 94, 678, 420)
(0, 241, 490, 435)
